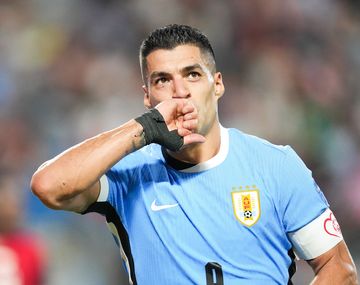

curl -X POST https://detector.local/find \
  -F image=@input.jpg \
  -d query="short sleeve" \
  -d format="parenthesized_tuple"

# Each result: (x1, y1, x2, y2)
(277, 146, 329, 233)
(82, 156, 138, 217)
(102, 159, 138, 217)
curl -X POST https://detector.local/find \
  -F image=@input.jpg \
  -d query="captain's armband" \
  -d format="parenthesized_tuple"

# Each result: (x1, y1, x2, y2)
(288, 208, 343, 260)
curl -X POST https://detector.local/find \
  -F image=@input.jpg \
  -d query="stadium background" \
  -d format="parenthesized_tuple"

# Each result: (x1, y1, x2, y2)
(0, 0, 359, 284)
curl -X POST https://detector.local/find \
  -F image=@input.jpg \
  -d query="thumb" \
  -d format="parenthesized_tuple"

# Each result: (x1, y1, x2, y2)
(183, 133, 206, 145)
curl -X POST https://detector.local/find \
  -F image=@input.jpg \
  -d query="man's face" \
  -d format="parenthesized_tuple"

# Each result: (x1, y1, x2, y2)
(143, 44, 224, 136)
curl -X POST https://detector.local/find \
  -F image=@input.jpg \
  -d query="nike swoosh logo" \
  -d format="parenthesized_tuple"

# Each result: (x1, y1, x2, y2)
(151, 200, 179, 212)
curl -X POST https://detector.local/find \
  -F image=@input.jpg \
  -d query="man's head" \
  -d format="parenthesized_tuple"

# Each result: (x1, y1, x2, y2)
(140, 24, 216, 84)
(139, 24, 225, 139)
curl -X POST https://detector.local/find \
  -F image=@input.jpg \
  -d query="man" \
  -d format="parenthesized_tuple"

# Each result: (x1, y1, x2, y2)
(0, 169, 46, 285)
(31, 24, 357, 284)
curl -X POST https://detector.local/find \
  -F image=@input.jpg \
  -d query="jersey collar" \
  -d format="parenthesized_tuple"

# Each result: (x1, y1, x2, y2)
(163, 125, 229, 173)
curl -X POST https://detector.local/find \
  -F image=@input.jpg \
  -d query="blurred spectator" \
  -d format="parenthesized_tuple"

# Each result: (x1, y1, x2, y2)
(0, 169, 46, 285)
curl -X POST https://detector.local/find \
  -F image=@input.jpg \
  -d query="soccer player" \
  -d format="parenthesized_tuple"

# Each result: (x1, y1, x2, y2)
(31, 24, 358, 284)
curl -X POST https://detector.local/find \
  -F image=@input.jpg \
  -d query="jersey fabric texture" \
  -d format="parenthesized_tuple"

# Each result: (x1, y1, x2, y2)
(85, 127, 329, 285)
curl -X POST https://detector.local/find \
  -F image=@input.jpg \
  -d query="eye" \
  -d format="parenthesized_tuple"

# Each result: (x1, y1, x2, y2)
(154, 77, 169, 85)
(188, 71, 201, 80)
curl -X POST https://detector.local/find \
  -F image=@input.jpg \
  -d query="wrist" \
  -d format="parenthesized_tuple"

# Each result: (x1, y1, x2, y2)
(132, 119, 146, 148)
(134, 109, 183, 151)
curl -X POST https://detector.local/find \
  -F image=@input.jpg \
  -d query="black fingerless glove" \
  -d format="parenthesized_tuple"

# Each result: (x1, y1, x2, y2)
(135, 109, 184, 151)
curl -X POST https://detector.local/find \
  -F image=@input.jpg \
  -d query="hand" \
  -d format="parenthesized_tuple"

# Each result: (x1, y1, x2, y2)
(155, 99, 206, 146)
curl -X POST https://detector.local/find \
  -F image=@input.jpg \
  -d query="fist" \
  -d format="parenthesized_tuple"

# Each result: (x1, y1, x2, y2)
(155, 99, 206, 146)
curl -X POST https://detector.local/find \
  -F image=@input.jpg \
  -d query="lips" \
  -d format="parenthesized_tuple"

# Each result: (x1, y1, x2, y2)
(323, 212, 342, 238)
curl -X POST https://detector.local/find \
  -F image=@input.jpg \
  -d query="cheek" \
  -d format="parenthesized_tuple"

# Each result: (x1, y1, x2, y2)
(148, 87, 173, 106)
(196, 90, 218, 126)
(149, 96, 161, 107)
(198, 87, 217, 111)
(147, 93, 164, 107)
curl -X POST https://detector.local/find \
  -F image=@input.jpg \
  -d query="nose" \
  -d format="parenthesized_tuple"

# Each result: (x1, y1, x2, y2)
(172, 76, 190, 98)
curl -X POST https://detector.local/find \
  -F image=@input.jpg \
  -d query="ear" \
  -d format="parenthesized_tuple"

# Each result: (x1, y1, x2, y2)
(214, 72, 225, 100)
(142, 85, 151, 109)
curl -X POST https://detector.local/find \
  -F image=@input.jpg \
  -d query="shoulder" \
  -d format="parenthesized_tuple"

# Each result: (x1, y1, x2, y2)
(225, 128, 308, 181)
(227, 127, 293, 160)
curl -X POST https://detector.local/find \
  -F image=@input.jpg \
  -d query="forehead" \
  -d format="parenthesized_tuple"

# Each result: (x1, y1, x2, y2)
(145, 45, 206, 73)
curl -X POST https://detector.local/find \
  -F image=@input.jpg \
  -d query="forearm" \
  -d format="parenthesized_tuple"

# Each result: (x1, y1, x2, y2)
(309, 242, 358, 285)
(31, 119, 145, 208)
(311, 265, 357, 285)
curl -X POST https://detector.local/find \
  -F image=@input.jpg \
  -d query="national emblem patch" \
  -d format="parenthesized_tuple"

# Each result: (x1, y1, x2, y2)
(232, 186, 261, 227)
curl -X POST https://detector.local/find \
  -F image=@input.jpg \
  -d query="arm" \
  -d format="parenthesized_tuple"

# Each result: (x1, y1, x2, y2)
(31, 119, 145, 213)
(308, 241, 358, 285)
(288, 207, 357, 284)
(31, 99, 204, 213)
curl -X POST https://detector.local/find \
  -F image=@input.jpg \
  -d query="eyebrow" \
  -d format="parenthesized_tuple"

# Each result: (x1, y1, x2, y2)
(149, 64, 205, 82)
(149, 71, 169, 82)
(181, 63, 204, 74)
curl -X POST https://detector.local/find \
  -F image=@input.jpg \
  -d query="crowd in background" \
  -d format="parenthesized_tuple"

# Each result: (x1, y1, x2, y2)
(0, 0, 359, 284)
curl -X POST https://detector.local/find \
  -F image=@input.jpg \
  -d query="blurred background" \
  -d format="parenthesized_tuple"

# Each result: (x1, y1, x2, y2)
(0, 0, 359, 284)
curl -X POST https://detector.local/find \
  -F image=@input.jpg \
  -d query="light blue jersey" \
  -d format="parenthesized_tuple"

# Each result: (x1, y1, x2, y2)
(86, 127, 328, 285)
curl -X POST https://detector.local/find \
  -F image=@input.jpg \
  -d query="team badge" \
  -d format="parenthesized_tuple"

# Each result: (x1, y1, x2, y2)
(231, 186, 261, 227)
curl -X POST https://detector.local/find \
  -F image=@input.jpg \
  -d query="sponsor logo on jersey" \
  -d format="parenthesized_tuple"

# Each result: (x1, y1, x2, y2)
(231, 186, 261, 227)
(151, 199, 179, 212)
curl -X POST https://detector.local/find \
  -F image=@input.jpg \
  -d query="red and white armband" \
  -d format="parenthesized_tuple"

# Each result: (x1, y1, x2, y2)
(288, 208, 343, 260)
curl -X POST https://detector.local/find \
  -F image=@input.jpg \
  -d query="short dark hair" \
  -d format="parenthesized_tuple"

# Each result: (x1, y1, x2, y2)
(139, 24, 216, 83)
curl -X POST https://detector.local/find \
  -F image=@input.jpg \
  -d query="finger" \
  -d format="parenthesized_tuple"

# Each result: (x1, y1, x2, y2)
(175, 99, 188, 113)
(183, 133, 206, 145)
(175, 116, 184, 130)
(182, 103, 195, 114)
(182, 119, 198, 130)
(178, 128, 192, 137)
(183, 112, 197, 121)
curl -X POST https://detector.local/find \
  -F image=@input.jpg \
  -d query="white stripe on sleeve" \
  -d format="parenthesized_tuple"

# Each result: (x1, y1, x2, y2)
(97, 175, 109, 202)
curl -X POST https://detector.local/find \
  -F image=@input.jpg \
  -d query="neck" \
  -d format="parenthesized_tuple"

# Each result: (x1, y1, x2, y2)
(167, 121, 221, 164)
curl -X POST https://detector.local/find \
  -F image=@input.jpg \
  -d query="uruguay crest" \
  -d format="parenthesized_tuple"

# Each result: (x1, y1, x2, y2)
(232, 186, 261, 227)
